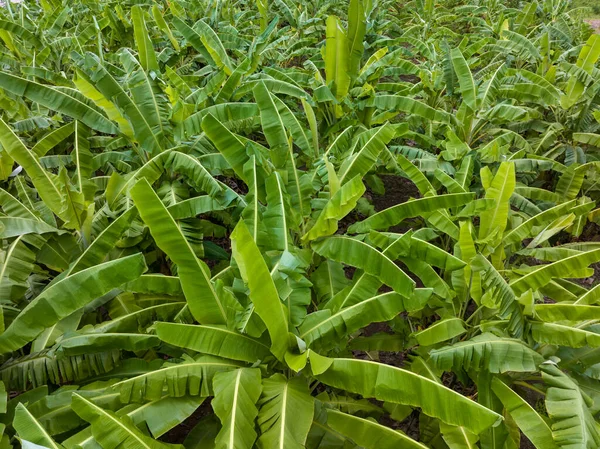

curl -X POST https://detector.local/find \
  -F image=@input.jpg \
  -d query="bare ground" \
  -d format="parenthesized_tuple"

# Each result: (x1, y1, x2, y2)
(585, 19, 600, 32)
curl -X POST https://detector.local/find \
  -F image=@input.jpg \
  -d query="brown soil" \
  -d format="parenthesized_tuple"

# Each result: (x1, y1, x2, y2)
(521, 434, 535, 449)
(372, 175, 421, 212)
(586, 19, 600, 33)
(441, 372, 477, 399)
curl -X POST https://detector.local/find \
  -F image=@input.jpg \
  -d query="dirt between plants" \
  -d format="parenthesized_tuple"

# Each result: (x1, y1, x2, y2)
(586, 19, 600, 33)
(372, 175, 421, 211)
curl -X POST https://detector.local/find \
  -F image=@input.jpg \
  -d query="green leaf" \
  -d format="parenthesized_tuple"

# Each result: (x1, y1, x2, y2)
(230, 220, 289, 361)
(0, 118, 65, 217)
(450, 48, 477, 110)
(67, 206, 138, 275)
(0, 253, 146, 354)
(254, 81, 288, 168)
(201, 113, 251, 182)
(440, 422, 479, 449)
(346, 0, 366, 82)
(429, 333, 543, 373)
(212, 368, 262, 449)
(303, 176, 365, 242)
(0, 73, 117, 134)
(79, 53, 164, 154)
(151, 5, 180, 51)
(131, 178, 229, 325)
(73, 121, 93, 193)
(312, 236, 415, 298)
(56, 332, 159, 356)
(325, 15, 350, 100)
(503, 200, 577, 246)
(309, 353, 502, 434)
(112, 355, 240, 402)
(131, 6, 158, 72)
(263, 172, 292, 251)
(299, 291, 428, 347)
(479, 161, 515, 242)
(510, 249, 600, 295)
(413, 318, 466, 346)
(372, 95, 454, 123)
(256, 374, 314, 449)
(326, 410, 427, 449)
(337, 125, 395, 184)
(531, 322, 600, 348)
(534, 304, 600, 322)
(155, 322, 271, 363)
(541, 363, 600, 449)
(349, 193, 474, 233)
(0, 217, 61, 238)
(386, 232, 466, 271)
(13, 404, 61, 449)
(71, 394, 177, 449)
(491, 378, 558, 449)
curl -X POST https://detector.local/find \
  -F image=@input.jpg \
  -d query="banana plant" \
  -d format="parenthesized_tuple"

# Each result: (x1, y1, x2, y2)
(0, 1, 599, 449)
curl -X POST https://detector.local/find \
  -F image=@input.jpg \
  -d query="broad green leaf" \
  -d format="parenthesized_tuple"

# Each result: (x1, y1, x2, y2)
(299, 291, 428, 347)
(67, 206, 138, 275)
(256, 374, 314, 449)
(0, 118, 65, 217)
(0, 253, 146, 354)
(337, 125, 395, 184)
(372, 95, 454, 123)
(532, 323, 600, 348)
(303, 176, 365, 242)
(230, 220, 289, 360)
(541, 363, 600, 449)
(151, 4, 180, 51)
(193, 20, 233, 74)
(349, 193, 474, 233)
(263, 172, 291, 250)
(346, 0, 366, 82)
(112, 355, 240, 402)
(0, 235, 35, 303)
(0, 217, 61, 238)
(312, 236, 415, 298)
(0, 73, 117, 134)
(254, 82, 288, 168)
(429, 333, 543, 373)
(71, 394, 176, 449)
(326, 409, 427, 449)
(451, 48, 477, 110)
(131, 178, 229, 325)
(325, 15, 350, 100)
(212, 368, 262, 449)
(479, 162, 515, 242)
(57, 332, 159, 356)
(510, 249, 600, 295)
(155, 322, 270, 363)
(491, 378, 558, 449)
(309, 353, 502, 434)
(503, 200, 577, 246)
(13, 404, 61, 449)
(131, 6, 158, 72)
(440, 422, 479, 449)
(386, 232, 466, 271)
(534, 304, 600, 322)
(413, 318, 466, 346)
(201, 113, 251, 182)
(79, 53, 164, 154)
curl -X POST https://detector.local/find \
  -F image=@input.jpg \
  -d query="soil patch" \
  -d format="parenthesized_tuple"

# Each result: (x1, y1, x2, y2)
(372, 175, 421, 212)
(585, 19, 600, 32)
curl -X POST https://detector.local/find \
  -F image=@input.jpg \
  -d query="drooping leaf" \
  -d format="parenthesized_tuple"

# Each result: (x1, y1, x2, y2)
(309, 353, 502, 434)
